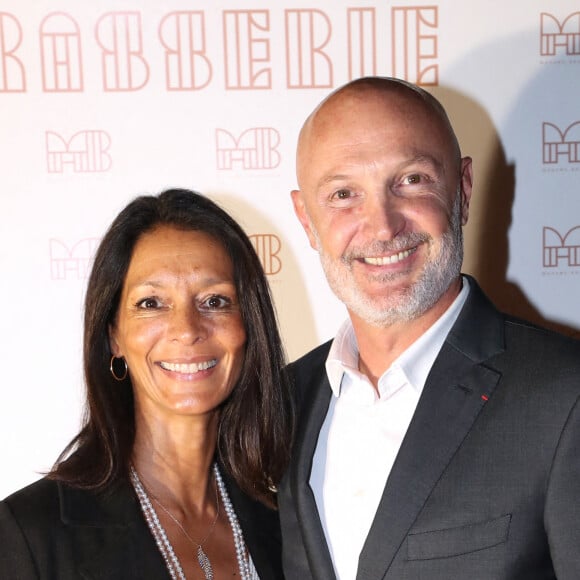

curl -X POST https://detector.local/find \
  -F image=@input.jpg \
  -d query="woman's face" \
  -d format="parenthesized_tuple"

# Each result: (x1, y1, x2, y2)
(109, 225, 246, 419)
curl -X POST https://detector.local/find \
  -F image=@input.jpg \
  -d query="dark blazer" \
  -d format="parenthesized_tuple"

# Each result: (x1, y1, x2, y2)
(279, 276, 580, 580)
(0, 469, 283, 579)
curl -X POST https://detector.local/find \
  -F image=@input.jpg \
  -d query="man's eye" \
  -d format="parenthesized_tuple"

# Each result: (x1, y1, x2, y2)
(405, 174, 422, 184)
(333, 189, 352, 200)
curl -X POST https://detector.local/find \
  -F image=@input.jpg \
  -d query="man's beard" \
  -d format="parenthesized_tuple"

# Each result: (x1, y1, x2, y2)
(313, 192, 464, 327)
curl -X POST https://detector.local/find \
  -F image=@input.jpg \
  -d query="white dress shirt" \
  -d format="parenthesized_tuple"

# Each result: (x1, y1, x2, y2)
(309, 279, 470, 580)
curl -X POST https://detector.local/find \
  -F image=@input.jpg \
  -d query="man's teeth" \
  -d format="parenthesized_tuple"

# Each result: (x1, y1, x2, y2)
(363, 249, 413, 266)
(160, 360, 217, 373)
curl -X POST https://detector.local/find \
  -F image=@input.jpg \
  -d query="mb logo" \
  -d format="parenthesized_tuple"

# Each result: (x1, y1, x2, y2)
(215, 128, 281, 170)
(540, 12, 580, 56)
(50, 238, 100, 280)
(249, 234, 282, 275)
(46, 130, 112, 173)
(543, 227, 580, 268)
(542, 121, 580, 164)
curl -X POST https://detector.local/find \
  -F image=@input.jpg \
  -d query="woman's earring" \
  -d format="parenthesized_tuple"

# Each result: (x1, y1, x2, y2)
(110, 356, 128, 381)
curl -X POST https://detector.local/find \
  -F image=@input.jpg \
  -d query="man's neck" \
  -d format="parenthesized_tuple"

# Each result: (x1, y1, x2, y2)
(351, 279, 462, 389)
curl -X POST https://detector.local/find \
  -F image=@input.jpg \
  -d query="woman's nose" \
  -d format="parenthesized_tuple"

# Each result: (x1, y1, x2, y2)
(169, 306, 208, 344)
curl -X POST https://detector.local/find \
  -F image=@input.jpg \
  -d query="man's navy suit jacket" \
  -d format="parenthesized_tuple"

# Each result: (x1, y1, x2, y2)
(279, 276, 580, 580)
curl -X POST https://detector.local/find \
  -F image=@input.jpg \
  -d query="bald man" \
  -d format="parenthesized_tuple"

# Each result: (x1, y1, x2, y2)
(278, 77, 580, 580)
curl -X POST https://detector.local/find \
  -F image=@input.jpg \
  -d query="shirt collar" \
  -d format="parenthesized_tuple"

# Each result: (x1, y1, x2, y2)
(325, 277, 471, 398)
(326, 320, 359, 397)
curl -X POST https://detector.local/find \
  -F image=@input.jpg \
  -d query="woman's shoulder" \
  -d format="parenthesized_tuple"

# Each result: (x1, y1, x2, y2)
(2, 478, 60, 519)
(0, 477, 168, 580)
(0, 477, 64, 561)
(1, 476, 138, 530)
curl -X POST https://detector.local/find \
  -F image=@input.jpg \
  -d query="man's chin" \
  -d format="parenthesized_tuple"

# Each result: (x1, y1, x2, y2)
(356, 281, 413, 304)
(343, 292, 413, 327)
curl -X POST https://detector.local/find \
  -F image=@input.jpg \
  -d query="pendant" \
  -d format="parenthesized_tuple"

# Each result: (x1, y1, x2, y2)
(197, 545, 214, 580)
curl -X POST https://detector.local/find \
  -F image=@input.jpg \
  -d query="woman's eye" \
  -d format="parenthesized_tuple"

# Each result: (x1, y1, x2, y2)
(136, 297, 161, 309)
(203, 295, 231, 309)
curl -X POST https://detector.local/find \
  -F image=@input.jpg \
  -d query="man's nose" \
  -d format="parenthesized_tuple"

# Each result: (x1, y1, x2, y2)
(361, 190, 406, 239)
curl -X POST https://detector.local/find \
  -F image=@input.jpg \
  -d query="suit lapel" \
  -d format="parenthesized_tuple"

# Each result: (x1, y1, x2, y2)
(357, 277, 505, 580)
(78, 531, 166, 580)
(291, 360, 337, 579)
(59, 480, 169, 580)
(223, 470, 284, 580)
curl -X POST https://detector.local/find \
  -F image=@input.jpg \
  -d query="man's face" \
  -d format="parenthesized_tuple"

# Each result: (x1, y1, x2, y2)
(292, 88, 473, 327)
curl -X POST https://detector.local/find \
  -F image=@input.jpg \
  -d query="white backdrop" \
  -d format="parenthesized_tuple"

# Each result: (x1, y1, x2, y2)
(1, 0, 579, 499)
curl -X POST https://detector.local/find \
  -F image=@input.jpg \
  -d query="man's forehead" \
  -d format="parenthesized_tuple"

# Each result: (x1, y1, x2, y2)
(301, 96, 439, 154)
(297, 85, 459, 175)
(306, 87, 432, 140)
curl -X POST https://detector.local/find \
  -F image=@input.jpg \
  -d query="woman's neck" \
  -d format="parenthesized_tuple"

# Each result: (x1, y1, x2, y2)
(131, 408, 220, 513)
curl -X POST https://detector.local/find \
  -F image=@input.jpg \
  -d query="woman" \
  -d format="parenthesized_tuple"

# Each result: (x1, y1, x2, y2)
(0, 189, 292, 579)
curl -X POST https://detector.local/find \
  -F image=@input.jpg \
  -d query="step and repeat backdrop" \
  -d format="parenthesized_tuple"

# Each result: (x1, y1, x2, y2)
(1, 0, 579, 497)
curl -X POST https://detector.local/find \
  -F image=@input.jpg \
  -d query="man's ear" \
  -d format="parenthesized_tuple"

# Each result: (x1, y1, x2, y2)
(459, 156, 473, 226)
(291, 189, 319, 251)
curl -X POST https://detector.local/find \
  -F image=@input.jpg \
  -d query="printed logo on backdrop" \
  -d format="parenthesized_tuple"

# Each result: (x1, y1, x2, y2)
(286, 9, 332, 88)
(215, 128, 281, 170)
(96, 12, 149, 91)
(0, 11, 25, 91)
(40, 12, 83, 92)
(542, 121, 580, 171)
(1, 6, 439, 93)
(347, 8, 377, 78)
(46, 131, 112, 173)
(225, 10, 271, 89)
(540, 12, 580, 63)
(346, 6, 438, 83)
(391, 6, 438, 85)
(50, 238, 100, 280)
(250, 234, 282, 275)
(160, 11, 212, 90)
(542, 227, 580, 277)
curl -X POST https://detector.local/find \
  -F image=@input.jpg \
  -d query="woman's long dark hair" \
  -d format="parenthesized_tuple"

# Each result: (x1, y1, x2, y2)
(49, 189, 293, 506)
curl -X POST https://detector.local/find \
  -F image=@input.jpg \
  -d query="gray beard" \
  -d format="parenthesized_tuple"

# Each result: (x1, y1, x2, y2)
(315, 193, 464, 328)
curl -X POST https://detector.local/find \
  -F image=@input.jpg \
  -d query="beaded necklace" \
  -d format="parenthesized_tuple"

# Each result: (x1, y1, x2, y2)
(130, 463, 259, 580)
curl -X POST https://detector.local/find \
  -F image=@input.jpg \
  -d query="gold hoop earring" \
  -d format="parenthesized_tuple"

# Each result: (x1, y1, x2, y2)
(110, 356, 128, 381)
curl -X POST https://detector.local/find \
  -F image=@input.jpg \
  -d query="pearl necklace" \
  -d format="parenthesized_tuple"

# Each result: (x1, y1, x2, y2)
(130, 463, 259, 580)
(146, 474, 219, 579)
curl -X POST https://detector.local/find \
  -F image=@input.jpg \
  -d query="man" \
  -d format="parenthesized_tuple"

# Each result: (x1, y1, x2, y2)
(278, 76, 580, 580)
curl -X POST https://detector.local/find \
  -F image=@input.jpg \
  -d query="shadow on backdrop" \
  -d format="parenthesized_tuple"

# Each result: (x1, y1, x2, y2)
(432, 32, 579, 339)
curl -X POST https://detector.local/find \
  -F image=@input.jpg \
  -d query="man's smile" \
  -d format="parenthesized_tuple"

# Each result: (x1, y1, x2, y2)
(361, 247, 418, 266)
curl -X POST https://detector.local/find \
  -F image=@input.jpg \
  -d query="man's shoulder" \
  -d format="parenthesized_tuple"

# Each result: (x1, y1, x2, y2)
(286, 340, 333, 405)
(289, 339, 333, 374)
(455, 275, 580, 364)
(502, 315, 580, 363)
